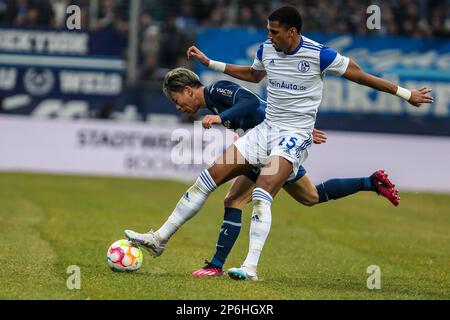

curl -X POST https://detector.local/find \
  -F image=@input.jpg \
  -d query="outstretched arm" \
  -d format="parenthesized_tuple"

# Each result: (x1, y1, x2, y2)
(342, 59, 433, 107)
(187, 46, 266, 83)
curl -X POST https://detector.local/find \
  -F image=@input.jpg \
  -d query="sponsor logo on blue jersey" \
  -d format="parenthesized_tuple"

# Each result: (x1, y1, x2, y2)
(269, 79, 306, 91)
(216, 87, 233, 97)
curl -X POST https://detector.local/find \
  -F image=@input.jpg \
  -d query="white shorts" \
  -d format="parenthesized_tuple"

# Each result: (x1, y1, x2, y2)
(234, 120, 312, 180)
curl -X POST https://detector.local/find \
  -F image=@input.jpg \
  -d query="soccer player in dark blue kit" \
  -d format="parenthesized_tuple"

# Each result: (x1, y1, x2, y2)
(161, 67, 399, 277)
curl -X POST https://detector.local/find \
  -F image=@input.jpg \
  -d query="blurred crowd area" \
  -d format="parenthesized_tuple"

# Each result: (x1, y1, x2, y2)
(1, 0, 449, 85)
(0, 0, 128, 32)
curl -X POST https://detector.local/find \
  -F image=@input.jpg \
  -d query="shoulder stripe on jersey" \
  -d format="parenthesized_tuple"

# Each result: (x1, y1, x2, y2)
(302, 45, 321, 52)
(303, 38, 323, 46)
(303, 41, 323, 49)
(257, 43, 264, 61)
(320, 47, 338, 73)
(303, 41, 323, 46)
(303, 41, 323, 48)
(303, 43, 322, 49)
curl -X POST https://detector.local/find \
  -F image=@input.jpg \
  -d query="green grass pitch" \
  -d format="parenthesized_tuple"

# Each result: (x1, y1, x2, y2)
(1, 172, 449, 300)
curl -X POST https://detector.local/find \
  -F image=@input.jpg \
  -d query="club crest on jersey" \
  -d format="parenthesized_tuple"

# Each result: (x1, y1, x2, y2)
(298, 60, 310, 73)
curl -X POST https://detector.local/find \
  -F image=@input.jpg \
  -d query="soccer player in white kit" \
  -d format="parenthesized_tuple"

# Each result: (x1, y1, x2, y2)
(125, 6, 433, 281)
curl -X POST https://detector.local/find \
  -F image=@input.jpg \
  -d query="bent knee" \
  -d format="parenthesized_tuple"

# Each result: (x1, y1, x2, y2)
(299, 191, 319, 207)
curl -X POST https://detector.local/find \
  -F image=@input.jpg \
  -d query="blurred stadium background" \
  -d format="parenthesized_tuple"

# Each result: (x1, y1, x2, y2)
(0, 0, 449, 190)
(0, 0, 449, 300)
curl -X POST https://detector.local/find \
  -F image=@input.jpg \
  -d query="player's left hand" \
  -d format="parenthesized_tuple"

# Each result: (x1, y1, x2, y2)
(202, 115, 222, 129)
(312, 128, 327, 144)
(408, 87, 433, 107)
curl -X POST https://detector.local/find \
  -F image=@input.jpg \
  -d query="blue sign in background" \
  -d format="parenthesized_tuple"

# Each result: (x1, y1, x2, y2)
(0, 26, 126, 118)
(197, 29, 450, 81)
(1, 26, 449, 136)
(196, 28, 450, 136)
(0, 25, 126, 56)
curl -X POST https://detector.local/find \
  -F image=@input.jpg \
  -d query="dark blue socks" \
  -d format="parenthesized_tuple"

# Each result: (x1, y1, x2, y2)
(316, 177, 375, 203)
(210, 178, 376, 268)
(210, 207, 242, 268)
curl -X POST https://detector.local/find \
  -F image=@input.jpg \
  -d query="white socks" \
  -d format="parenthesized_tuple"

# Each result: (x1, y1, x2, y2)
(155, 170, 217, 241)
(153, 170, 273, 277)
(243, 187, 273, 275)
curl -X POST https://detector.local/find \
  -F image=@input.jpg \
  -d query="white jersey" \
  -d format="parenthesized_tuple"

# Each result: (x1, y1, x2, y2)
(252, 35, 349, 131)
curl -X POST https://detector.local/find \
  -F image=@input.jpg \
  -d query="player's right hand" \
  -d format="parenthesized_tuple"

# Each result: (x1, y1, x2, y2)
(202, 115, 222, 129)
(312, 128, 327, 144)
(187, 46, 210, 67)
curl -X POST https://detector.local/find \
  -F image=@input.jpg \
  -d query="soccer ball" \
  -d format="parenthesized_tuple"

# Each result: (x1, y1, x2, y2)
(106, 239, 143, 272)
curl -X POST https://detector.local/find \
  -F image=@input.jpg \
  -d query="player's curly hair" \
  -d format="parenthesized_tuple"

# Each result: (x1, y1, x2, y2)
(269, 6, 303, 34)
(162, 67, 203, 98)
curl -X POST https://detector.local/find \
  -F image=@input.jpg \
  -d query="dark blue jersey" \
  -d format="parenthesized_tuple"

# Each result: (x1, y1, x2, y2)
(204, 80, 308, 185)
(203, 80, 266, 131)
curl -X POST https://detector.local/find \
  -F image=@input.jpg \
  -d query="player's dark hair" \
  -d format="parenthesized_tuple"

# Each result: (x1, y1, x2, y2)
(162, 67, 203, 98)
(268, 6, 302, 34)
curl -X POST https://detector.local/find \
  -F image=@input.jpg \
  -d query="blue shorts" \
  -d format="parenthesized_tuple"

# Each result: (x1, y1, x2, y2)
(243, 165, 307, 186)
